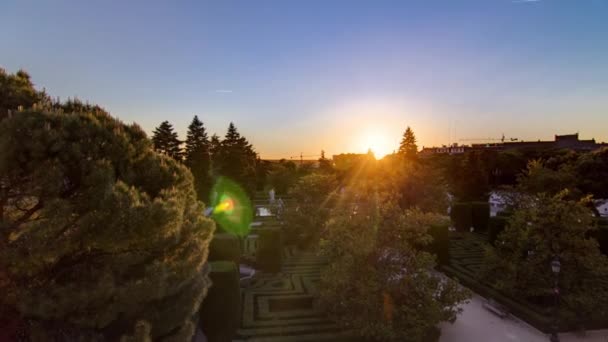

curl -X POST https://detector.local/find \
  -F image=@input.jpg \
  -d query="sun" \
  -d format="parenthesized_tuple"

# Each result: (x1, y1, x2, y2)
(361, 132, 393, 159)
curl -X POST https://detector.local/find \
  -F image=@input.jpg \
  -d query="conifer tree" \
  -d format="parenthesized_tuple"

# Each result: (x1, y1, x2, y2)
(0, 68, 47, 119)
(215, 122, 258, 194)
(398, 126, 418, 160)
(0, 102, 214, 340)
(152, 121, 182, 161)
(184, 116, 212, 202)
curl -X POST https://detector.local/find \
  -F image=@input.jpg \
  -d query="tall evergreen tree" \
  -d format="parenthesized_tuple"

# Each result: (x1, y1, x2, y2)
(216, 123, 258, 194)
(184, 116, 212, 202)
(152, 121, 182, 161)
(398, 126, 418, 159)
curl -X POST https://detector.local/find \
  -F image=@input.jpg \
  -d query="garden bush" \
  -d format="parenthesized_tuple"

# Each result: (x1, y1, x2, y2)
(208, 233, 241, 264)
(199, 262, 240, 342)
(471, 202, 490, 232)
(257, 228, 283, 273)
(427, 223, 450, 265)
(450, 202, 472, 232)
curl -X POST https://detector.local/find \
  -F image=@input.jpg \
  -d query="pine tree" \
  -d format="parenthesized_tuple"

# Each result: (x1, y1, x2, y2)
(216, 122, 258, 194)
(152, 121, 182, 161)
(398, 126, 418, 160)
(1, 101, 214, 340)
(184, 116, 212, 202)
(0, 68, 47, 119)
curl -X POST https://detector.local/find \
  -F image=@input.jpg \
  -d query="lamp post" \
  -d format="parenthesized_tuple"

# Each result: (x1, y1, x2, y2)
(550, 256, 561, 342)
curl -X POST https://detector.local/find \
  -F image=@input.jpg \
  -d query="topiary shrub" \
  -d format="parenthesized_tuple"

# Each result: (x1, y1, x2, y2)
(0, 105, 215, 340)
(471, 202, 490, 232)
(450, 202, 472, 232)
(208, 233, 241, 264)
(488, 216, 509, 246)
(257, 228, 282, 273)
(427, 223, 450, 265)
(199, 262, 240, 342)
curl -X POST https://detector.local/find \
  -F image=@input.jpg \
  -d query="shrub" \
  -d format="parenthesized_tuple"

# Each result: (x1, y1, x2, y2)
(0, 106, 215, 340)
(471, 202, 490, 232)
(199, 262, 240, 342)
(427, 223, 450, 265)
(450, 203, 472, 232)
(208, 233, 241, 264)
(257, 228, 283, 273)
(488, 216, 508, 246)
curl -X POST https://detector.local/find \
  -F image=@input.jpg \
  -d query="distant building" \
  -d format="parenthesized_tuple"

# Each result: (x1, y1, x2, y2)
(420, 144, 468, 155)
(422, 133, 606, 155)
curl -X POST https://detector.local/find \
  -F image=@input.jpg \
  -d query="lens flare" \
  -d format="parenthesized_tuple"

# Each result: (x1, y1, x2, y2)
(209, 177, 253, 236)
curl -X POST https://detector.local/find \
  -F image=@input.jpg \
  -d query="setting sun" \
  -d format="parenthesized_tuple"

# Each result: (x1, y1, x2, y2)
(360, 132, 394, 159)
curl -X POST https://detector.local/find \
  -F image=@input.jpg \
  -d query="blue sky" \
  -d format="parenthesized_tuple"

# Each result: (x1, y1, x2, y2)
(1, 0, 607, 158)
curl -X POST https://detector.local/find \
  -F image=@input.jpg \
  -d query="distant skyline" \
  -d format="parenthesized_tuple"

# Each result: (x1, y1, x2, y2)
(2, 0, 607, 158)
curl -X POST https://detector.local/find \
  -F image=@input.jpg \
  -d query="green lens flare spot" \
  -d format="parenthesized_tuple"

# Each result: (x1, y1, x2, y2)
(210, 177, 253, 236)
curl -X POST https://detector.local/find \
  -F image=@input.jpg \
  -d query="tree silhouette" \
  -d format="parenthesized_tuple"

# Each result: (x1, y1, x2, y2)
(398, 126, 418, 160)
(215, 122, 258, 194)
(318, 150, 333, 172)
(152, 121, 182, 161)
(184, 116, 212, 202)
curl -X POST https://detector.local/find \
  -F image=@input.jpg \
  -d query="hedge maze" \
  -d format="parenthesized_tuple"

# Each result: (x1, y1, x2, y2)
(442, 232, 487, 278)
(235, 246, 353, 341)
(230, 196, 353, 342)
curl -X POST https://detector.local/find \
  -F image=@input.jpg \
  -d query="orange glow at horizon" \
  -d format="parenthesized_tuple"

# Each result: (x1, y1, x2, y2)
(359, 131, 395, 159)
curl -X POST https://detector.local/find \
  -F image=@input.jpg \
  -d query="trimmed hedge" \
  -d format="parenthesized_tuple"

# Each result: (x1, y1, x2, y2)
(208, 233, 241, 264)
(257, 228, 283, 273)
(471, 202, 490, 232)
(450, 203, 472, 232)
(199, 261, 240, 342)
(488, 216, 509, 246)
(427, 223, 450, 265)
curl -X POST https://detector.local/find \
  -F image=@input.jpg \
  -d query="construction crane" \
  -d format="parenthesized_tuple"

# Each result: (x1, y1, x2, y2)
(459, 134, 518, 143)
(289, 152, 321, 165)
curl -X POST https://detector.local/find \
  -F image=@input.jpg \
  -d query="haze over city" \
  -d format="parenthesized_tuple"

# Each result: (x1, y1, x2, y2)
(2, 0, 607, 158)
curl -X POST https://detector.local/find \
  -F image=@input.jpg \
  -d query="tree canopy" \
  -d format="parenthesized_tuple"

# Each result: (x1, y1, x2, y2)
(319, 186, 469, 341)
(184, 115, 212, 202)
(213, 122, 258, 195)
(483, 192, 608, 325)
(152, 120, 182, 161)
(0, 103, 214, 340)
(0, 68, 46, 120)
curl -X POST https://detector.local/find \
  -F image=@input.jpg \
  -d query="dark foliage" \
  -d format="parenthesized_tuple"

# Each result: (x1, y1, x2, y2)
(152, 120, 183, 161)
(199, 262, 240, 342)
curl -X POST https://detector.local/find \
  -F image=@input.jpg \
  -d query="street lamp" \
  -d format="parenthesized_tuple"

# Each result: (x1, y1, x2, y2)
(550, 256, 561, 342)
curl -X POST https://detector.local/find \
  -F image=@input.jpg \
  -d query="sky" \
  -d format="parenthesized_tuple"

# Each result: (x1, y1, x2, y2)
(1, 0, 607, 159)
